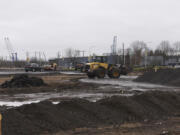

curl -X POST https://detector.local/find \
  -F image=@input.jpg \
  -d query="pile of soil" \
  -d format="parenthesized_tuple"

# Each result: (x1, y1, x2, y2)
(134, 68, 180, 86)
(1, 91, 180, 135)
(1, 74, 46, 88)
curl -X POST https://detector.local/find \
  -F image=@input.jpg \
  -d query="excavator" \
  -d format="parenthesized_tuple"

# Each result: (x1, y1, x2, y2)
(84, 56, 127, 78)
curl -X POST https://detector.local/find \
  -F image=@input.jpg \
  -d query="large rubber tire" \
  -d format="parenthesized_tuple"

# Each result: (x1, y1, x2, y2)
(96, 68, 105, 78)
(122, 71, 127, 75)
(87, 72, 95, 79)
(121, 69, 127, 75)
(108, 68, 120, 78)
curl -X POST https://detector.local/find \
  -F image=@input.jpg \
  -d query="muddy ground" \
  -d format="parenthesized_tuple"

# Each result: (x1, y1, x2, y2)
(0, 73, 179, 135)
(1, 74, 179, 107)
(46, 117, 180, 135)
(1, 91, 180, 135)
(0, 74, 88, 94)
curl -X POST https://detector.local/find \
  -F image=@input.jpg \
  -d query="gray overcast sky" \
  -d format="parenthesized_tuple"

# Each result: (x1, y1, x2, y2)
(0, 0, 180, 59)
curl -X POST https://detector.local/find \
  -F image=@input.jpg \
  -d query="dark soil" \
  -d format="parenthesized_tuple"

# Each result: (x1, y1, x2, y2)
(1, 91, 180, 135)
(1, 74, 46, 88)
(134, 68, 180, 86)
(0, 80, 101, 95)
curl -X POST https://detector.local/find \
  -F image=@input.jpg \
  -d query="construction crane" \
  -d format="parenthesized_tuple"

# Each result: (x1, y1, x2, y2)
(111, 36, 117, 55)
(4, 37, 17, 61)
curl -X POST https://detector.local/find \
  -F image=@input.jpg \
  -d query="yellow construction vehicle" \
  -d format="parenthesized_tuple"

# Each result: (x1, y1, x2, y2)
(84, 56, 127, 78)
(43, 63, 57, 71)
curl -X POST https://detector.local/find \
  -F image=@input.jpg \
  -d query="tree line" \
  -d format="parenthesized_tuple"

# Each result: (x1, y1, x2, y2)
(126, 40, 180, 66)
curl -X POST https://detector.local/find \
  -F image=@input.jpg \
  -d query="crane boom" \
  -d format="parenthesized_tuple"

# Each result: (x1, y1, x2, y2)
(4, 37, 17, 61)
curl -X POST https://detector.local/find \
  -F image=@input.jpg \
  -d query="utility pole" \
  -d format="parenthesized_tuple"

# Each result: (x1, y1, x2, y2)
(57, 51, 61, 59)
(26, 52, 30, 62)
(123, 43, 125, 65)
(39, 52, 41, 65)
(35, 51, 37, 61)
(144, 42, 152, 68)
(82, 51, 85, 57)
(79, 50, 86, 57)
(145, 49, 148, 68)
(111, 36, 117, 55)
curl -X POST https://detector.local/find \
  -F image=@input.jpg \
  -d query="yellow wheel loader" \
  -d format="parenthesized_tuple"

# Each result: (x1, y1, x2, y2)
(84, 56, 127, 79)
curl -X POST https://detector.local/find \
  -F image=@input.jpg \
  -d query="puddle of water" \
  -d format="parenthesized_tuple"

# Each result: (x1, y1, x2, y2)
(1, 75, 179, 107)
(0, 100, 61, 107)
(120, 75, 138, 79)
(0, 91, 132, 107)
(80, 76, 179, 92)
(0, 100, 40, 107)
(60, 71, 85, 75)
(52, 101, 60, 104)
(0, 71, 52, 75)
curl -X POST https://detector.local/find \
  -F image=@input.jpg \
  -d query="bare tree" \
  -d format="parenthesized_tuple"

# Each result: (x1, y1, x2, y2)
(148, 50, 154, 56)
(131, 41, 148, 53)
(173, 41, 180, 55)
(156, 41, 172, 56)
(130, 41, 148, 65)
(154, 49, 164, 56)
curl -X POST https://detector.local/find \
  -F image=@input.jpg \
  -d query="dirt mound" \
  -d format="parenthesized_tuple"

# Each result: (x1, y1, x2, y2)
(1, 74, 46, 88)
(134, 68, 180, 86)
(1, 91, 180, 135)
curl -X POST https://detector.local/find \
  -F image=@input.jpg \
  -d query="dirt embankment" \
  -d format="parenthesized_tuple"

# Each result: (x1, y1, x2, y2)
(0, 74, 94, 95)
(1, 74, 46, 88)
(1, 91, 180, 135)
(134, 69, 180, 86)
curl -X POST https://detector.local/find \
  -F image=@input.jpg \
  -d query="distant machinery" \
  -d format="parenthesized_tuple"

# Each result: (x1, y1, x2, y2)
(4, 37, 18, 62)
(111, 36, 117, 55)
